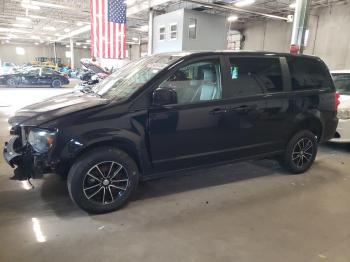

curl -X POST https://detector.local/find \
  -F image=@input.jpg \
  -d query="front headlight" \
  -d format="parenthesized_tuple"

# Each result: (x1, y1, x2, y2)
(337, 109, 350, 120)
(28, 128, 57, 153)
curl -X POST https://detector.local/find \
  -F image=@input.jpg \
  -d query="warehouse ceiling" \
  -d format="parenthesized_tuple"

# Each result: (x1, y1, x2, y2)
(0, 0, 348, 47)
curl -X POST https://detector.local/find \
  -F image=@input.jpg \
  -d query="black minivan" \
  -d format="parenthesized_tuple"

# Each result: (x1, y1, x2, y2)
(3, 51, 338, 213)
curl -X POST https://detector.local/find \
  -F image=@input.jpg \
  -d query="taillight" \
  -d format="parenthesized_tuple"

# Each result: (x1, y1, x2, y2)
(335, 92, 340, 112)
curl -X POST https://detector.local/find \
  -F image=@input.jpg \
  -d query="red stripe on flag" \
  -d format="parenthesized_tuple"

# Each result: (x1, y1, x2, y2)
(101, 0, 105, 58)
(89, 0, 94, 57)
(95, 0, 99, 58)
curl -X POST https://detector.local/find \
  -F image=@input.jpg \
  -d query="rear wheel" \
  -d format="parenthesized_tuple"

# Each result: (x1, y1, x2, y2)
(280, 130, 318, 174)
(67, 147, 139, 214)
(51, 79, 62, 88)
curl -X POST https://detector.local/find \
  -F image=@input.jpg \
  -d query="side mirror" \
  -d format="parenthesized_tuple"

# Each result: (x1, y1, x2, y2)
(153, 87, 177, 106)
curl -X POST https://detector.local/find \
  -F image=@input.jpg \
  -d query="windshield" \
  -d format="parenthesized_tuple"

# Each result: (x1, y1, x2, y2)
(92, 54, 182, 100)
(333, 73, 350, 95)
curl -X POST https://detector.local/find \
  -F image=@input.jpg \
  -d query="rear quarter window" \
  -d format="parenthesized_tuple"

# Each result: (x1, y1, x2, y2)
(287, 57, 333, 91)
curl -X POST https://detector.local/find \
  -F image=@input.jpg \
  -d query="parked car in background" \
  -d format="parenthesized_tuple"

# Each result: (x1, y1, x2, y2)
(331, 70, 350, 143)
(80, 60, 110, 82)
(4, 51, 338, 213)
(0, 61, 17, 75)
(0, 66, 69, 88)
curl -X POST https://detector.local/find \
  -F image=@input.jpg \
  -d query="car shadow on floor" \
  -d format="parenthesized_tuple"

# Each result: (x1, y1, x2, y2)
(0, 159, 287, 219)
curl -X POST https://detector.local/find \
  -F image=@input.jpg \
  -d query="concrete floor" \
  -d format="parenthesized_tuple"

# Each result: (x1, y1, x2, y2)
(0, 88, 350, 262)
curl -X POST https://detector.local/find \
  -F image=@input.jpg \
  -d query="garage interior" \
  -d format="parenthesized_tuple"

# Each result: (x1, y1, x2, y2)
(1, 0, 350, 261)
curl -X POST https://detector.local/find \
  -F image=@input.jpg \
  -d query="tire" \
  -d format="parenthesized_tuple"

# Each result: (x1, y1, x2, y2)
(280, 130, 318, 174)
(67, 147, 139, 214)
(51, 79, 62, 88)
(6, 77, 18, 87)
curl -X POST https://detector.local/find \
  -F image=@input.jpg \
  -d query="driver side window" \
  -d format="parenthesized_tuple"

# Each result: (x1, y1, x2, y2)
(159, 59, 222, 104)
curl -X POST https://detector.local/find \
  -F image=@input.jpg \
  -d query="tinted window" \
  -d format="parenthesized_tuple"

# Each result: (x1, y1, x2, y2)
(228, 57, 283, 97)
(287, 57, 332, 91)
(332, 73, 350, 95)
(160, 59, 222, 104)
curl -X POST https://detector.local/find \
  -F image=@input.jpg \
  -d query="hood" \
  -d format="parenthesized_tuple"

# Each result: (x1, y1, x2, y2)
(8, 92, 109, 126)
(81, 59, 109, 75)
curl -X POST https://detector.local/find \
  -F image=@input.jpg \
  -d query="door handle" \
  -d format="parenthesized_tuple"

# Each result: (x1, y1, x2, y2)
(209, 108, 227, 115)
(231, 105, 254, 113)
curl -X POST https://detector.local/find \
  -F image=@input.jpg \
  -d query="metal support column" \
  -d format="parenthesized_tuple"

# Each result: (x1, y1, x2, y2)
(70, 38, 75, 69)
(53, 42, 57, 68)
(147, 8, 154, 55)
(290, 0, 311, 54)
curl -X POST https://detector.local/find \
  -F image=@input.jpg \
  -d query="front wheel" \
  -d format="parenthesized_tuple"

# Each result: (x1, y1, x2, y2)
(67, 147, 139, 214)
(51, 79, 62, 88)
(280, 130, 318, 174)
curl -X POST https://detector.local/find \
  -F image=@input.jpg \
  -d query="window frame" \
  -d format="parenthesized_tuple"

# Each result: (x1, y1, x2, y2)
(151, 55, 226, 107)
(158, 25, 166, 41)
(169, 23, 178, 40)
(221, 55, 288, 99)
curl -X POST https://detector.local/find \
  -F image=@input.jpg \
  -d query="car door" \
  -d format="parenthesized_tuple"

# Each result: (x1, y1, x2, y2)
(148, 56, 231, 172)
(38, 68, 53, 85)
(221, 55, 290, 156)
(24, 68, 40, 85)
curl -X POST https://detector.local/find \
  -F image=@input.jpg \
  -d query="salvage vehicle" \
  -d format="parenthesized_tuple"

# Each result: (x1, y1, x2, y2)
(3, 51, 338, 213)
(331, 70, 350, 143)
(0, 67, 69, 88)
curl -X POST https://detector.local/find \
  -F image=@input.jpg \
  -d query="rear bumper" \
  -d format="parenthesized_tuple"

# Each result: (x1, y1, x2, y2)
(330, 119, 350, 143)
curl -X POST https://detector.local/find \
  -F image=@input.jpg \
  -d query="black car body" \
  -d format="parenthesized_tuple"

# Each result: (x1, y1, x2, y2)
(0, 67, 69, 87)
(3, 51, 338, 213)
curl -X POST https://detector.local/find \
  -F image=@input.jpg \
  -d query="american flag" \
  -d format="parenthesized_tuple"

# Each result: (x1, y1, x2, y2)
(90, 0, 127, 59)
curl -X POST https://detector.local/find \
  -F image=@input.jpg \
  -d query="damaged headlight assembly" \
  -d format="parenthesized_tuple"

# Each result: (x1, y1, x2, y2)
(27, 128, 57, 153)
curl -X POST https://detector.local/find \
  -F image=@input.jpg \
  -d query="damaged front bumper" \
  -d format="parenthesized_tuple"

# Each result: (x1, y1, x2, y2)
(3, 135, 47, 180)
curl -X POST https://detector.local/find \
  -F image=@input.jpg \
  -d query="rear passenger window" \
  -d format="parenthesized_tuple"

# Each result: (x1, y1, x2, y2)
(287, 57, 332, 91)
(228, 57, 283, 98)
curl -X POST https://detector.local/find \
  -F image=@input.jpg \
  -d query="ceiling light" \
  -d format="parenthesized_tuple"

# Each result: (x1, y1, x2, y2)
(21, 3, 40, 10)
(66, 45, 70, 48)
(47, 36, 52, 40)
(289, 2, 296, 8)
(5, 40, 10, 43)
(16, 17, 32, 22)
(55, 20, 69, 24)
(12, 24, 31, 28)
(64, 28, 70, 32)
(76, 22, 83, 26)
(139, 25, 148, 31)
(39, 40, 44, 43)
(34, 42, 39, 45)
(83, 46, 87, 49)
(227, 15, 238, 22)
(234, 0, 255, 7)
(29, 1, 67, 9)
(85, 39, 91, 43)
(132, 37, 138, 41)
(76, 42, 81, 46)
(30, 35, 40, 39)
(28, 15, 46, 19)
(43, 26, 56, 31)
(7, 34, 17, 38)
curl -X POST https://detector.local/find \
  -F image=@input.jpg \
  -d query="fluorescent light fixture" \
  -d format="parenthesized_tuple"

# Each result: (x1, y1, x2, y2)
(76, 21, 83, 26)
(132, 37, 138, 41)
(39, 40, 44, 43)
(29, 1, 68, 9)
(7, 34, 17, 38)
(21, 3, 40, 10)
(86, 39, 91, 43)
(227, 15, 238, 22)
(289, 2, 296, 8)
(12, 23, 30, 28)
(139, 25, 148, 31)
(64, 28, 71, 33)
(189, 24, 196, 28)
(76, 42, 81, 46)
(264, 13, 288, 20)
(47, 36, 52, 40)
(34, 42, 39, 45)
(43, 26, 55, 31)
(66, 45, 70, 48)
(234, 0, 255, 7)
(30, 35, 40, 39)
(16, 17, 32, 22)
(28, 15, 46, 19)
(55, 20, 69, 24)
(5, 40, 10, 43)
(56, 25, 90, 41)
(83, 46, 88, 48)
